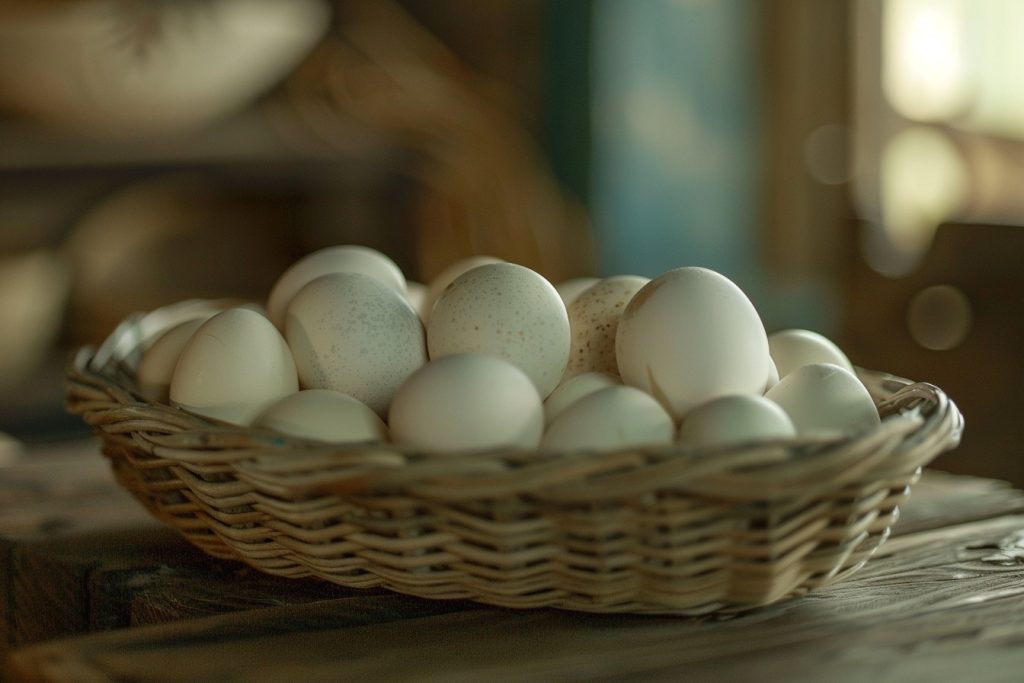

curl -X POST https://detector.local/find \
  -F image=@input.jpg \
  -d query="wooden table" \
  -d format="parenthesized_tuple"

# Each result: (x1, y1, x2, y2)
(5, 439, 1024, 682)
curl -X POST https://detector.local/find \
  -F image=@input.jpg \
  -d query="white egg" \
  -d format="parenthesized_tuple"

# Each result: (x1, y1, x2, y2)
(541, 386, 674, 453)
(677, 394, 796, 448)
(266, 245, 406, 329)
(422, 255, 503, 322)
(137, 318, 205, 402)
(555, 277, 599, 306)
(286, 273, 426, 418)
(768, 329, 854, 379)
(253, 389, 387, 444)
(544, 371, 621, 424)
(565, 275, 649, 378)
(388, 354, 543, 453)
(764, 363, 880, 438)
(427, 262, 570, 398)
(405, 280, 429, 324)
(615, 267, 770, 421)
(170, 308, 298, 425)
(764, 358, 780, 393)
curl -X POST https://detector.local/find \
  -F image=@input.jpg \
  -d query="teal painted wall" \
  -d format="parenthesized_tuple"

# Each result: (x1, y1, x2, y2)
(590, 0, 762, 294)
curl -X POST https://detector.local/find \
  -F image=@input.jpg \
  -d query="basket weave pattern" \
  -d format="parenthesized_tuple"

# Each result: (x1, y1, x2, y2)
(65, 313, 963, 614)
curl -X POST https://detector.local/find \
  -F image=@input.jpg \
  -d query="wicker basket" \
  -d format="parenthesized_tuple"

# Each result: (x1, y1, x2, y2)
(65, 303, 963, 615)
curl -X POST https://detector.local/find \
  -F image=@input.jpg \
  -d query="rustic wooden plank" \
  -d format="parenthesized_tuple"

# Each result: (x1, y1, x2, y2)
(894, 470, 1024, 535)
(126, 564, 377, 627)
(9, 512, 1024, 682)
(0, 439, 152, 659)
(0, 440, 349, 654)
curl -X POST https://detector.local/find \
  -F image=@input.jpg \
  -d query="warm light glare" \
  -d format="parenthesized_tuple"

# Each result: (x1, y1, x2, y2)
(883, 0, 968, 121)
(879, 126, 967, 259)
(961, 0, 1024, 138)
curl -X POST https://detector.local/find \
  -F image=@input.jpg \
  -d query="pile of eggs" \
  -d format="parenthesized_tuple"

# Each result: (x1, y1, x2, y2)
(136, 245, 881, 453)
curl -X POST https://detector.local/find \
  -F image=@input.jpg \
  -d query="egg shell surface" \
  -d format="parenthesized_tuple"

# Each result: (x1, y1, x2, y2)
(555, 277, 599, 306)
(422, 255, 503, 323)
(541, 385, 674, 453)
(544, 371, 622, 424)
(286, 272, 427, 418)
(405, 280, 429, 324)
(137, 317, 205, 402)
(254, 389, 387, 443)
(768, 329, 854, 379)
(615, 267, 770, 421)
(677, 394, 796, 448)
(427, 262, 570, 398)
(565, 275, 649, 378)
(266, 245, 406, 329)
(764, 362, 880, 438)
(170, 307, 298, 425)
(388, 353, 543, 453)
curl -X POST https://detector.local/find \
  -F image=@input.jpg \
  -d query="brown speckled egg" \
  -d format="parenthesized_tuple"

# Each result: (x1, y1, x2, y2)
(427, 262, 570, 398)
(285, 273, 426, 417)
(565, 275, 649, 378)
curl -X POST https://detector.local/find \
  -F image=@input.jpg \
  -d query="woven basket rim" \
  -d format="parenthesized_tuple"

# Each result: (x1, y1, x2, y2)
(64, 310, 964, 504)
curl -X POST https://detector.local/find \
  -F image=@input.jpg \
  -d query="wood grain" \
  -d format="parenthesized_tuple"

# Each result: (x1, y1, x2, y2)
(0, 440, 353, 656)
(894, 470, 1024, 535)
(9, 513, 1024, 682)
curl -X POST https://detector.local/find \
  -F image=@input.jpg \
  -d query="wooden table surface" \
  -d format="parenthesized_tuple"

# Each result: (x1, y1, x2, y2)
(4, 439, 1024, 682)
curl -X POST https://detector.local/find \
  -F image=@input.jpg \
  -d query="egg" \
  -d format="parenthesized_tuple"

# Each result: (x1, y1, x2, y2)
(677, 394, 796, 448)
(170, 308, 298, 425)
(541, 386, 674, 453)
(427, 262, 570, 398)
(405, 280, 429, 324)
(565, 275, 649, 378)
(253, 389, 387, 444)
(764, 358, 780, 393)
(615, 267, 770, 421)
(388, 354, 543, 452)
(285, 272, 427, 417)
(764, 363, 880, 438)
(136, 317, 205, 402)
(543, 371, 621, 424)
(266, 245, 406, 329)
(555, 277, 599, 306)
(422, 255, 503, 322)
(768, 329, 854, 379)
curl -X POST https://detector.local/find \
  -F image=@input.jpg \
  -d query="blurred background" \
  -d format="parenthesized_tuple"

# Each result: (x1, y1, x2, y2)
(0, 0, 1020, 483)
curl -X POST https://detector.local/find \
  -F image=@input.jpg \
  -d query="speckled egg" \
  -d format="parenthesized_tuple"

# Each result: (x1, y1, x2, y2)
(555, 277, 599, 306)
(565, 275, 649, 378)
(765, 363, 880, 438)
(541, 386, 674, 453)
(266, 245, 406, 329)
(422, 255, 503, 323)
(677, 394, 796, 448)
(170, 308, 298, 425)
(253, 389, 387, 444)
(389, 353, 543, 452)
(427, 262, 570, 398)
(544, 371, 621, 424)
(768, 329, 854, 379)
(285, 272, 427, 417)
(615, 267, 770, 421)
